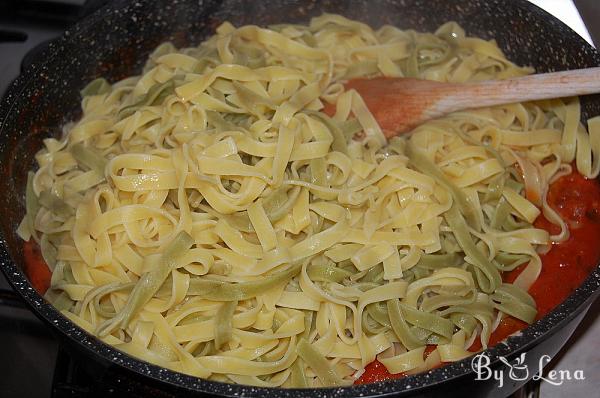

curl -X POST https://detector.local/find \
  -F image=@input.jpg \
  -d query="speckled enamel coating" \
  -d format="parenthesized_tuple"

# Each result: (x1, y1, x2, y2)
(0, 1, 598, 397)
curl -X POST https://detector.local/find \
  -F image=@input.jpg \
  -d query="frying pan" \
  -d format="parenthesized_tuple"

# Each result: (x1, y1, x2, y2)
(0, 0, 599, 397)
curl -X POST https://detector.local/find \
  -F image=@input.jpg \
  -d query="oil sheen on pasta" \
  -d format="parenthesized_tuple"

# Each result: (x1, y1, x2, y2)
(18, 14, 600, 387)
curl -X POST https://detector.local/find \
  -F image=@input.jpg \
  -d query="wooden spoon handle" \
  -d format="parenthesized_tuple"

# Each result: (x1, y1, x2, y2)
(441, 67, 600, 112)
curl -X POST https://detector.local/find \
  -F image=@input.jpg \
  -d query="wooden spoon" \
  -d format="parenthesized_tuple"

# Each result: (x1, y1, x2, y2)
(325, 67, 600, 138)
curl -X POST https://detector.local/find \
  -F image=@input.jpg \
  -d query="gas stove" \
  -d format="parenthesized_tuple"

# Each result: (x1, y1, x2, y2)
(0, 1, 598, 397)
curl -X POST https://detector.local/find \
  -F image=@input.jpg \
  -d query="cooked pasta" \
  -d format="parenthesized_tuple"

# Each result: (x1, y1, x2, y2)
(18, 14, 600, 387)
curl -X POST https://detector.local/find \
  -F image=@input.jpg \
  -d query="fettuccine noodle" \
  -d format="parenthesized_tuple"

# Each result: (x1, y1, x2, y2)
(18, 14, 600, 387)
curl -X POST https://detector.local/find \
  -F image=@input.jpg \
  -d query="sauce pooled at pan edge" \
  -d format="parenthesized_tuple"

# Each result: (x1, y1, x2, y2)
(355, 170, 600, 384)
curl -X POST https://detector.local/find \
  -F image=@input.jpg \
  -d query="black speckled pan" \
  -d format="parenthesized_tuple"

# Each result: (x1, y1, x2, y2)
(0, 1, 598, 397)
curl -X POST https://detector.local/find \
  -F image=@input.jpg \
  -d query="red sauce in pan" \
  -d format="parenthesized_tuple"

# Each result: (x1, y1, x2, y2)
(23, 239, 52, 295)
(355, 360, 397, 385)
(473, 171, 600, 349)
(356, 171, 600, 384)
(21, 172, 600, 384)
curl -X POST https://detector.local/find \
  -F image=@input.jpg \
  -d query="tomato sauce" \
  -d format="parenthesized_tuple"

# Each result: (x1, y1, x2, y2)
(23, 239, 52, 295)
(354, 345, 439, 384)
(355, 360, 401, 384)
(472, 171, 600, 350)
(357, 171, 600, 383)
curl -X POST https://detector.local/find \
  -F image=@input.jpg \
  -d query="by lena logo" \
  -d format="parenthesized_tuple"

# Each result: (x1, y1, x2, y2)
(471, 352, 585, 388)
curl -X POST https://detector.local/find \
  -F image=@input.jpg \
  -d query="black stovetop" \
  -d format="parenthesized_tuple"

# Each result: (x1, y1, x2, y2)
(0, 1, 599, 397)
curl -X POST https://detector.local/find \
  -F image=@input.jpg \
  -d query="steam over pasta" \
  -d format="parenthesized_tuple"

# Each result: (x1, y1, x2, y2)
(18, 14, 600, 387)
